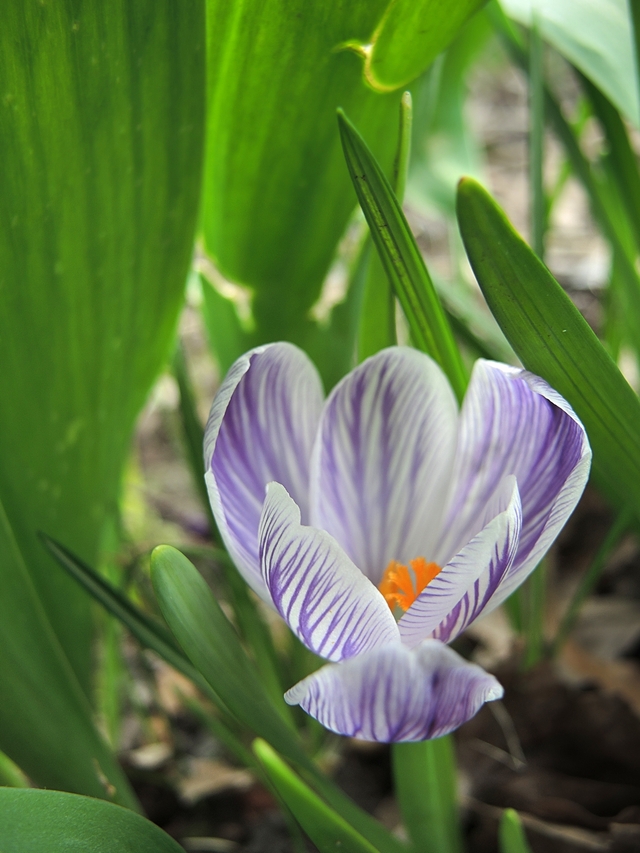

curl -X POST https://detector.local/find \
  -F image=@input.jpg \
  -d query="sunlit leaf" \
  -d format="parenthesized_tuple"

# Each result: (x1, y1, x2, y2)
(0, 2, 205, 691)
(353, 0, 487, 93)
(0, 789, 183, 853)
(456, 177, 640, 513)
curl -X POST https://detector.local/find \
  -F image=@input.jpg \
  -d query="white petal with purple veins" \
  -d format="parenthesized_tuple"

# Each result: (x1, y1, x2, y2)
(436, 361, 590, 588)
(260, 483, 400, 661)
(311, 348, 458, 585)
(400, 477, 522, 647)
(285, 640, 502, 742)
(204, 343, 324, 599)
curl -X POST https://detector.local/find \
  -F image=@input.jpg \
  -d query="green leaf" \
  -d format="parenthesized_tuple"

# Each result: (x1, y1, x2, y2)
(201, 0, 402, 384)
(392, 738, 463, 853)
(456, 177, 640, 513)
(358, 91, 413, 360)
(0, 506, 137, 807)
(352, 0, 487, 93)
(499, 808, 533, 853)
(501, 0, 639, 126)
(338, 109, 467, 400)
(150, 545, 309, 763)
(0, 2, 205, 690)
(40, 535, 204, 684)
(253, 739, 380, 853)
(0, 788, 183, 853)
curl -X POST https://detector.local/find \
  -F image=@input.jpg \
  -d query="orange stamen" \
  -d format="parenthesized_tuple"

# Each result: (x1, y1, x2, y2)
(378, 556, 442, 613)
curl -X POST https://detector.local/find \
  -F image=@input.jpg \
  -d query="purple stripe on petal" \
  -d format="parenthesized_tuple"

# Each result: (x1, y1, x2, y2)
(311, 348, 458, 585)
(400, 477, 522, 647)
(436, 361, 590, 595)
(285, 640, 502, 742)
(260, 483, 400, 661)
(204, 343, 324, 599)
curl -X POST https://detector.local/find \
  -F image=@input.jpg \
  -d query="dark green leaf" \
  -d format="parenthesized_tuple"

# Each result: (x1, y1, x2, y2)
(0, 788, 183, 853)
(150, 546, 305, 762)
(0, 507, 137, 807)
(338, 109, 467, 400)
(456, 177, 640, 513)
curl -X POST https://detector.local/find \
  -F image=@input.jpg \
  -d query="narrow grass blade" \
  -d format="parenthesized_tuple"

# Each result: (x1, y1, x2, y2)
(254, 739, 380, 853)
(338, 109, 467, 401)
(456, 177, 640, 515)
(0, 512, 137, 808)
(499, 808, 533, 853)
(358, 92, 413, 361)
(528, 22, 545, 259)
(583, 76, 640, 252)
(0, 788, 183, 853)
(392, 738, 463, 853)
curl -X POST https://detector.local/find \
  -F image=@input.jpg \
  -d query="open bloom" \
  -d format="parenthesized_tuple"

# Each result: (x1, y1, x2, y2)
(204, 344, 591, 742)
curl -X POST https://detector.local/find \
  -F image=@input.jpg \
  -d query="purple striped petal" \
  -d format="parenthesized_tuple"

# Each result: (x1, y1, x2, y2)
(399, 477, 521, 648)
(204, 344, 324, 598)
(311, 348, 458, 585)
(260, 483, 400, 661)
(436, 361, 590, 605)
(285, 640, 503, 742)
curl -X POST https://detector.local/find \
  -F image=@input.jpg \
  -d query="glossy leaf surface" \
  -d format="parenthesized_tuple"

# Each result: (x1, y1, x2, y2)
(351, 0, 487, 92)
(0, 2, 205, 687)
(0, 789, 182, 853)
(456, 178, 640, 513)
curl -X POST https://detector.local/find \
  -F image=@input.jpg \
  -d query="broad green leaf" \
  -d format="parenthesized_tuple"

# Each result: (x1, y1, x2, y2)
(349, 0, 487, 93)
(0, 788, 183, 853)
(202, 0, 401, 384)
(500, 0, 640, 126)
(0, 505, 137, 807)
(0, 3, 205, 688)
(456, 178, 640, 513)
(338, 109, 467, 401)
(254, 739, 380, 853)
(392, 739, 463, 853)
(499, 809, 533, 853)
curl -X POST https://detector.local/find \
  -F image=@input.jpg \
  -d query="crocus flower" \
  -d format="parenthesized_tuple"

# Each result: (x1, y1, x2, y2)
(204, 344, 590, 742)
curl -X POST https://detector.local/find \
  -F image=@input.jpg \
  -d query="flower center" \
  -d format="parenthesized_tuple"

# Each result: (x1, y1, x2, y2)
(378, 556, 442, 614)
